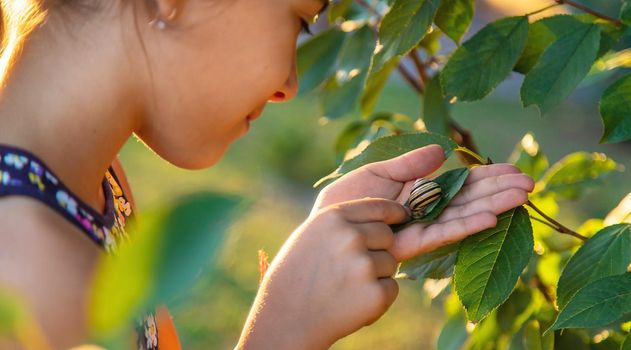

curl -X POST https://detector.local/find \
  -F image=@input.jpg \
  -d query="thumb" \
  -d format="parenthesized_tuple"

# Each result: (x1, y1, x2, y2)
(364, 144, 445, 182)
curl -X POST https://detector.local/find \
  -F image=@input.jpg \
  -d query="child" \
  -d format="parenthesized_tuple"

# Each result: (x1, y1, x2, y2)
(0, 0, 534, 349)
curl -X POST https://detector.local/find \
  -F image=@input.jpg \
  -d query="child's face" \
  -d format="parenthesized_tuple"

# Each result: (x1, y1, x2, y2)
(134, 0, 327, 169)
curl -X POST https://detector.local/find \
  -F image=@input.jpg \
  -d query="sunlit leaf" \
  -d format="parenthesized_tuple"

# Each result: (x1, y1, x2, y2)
(361, 58, 399, 115)
(508, 133, 549, 181)
(371, 0, 440, 77)
(521, 20, 601, 114)
(599, 73, 631, 144)
(604, 193, 631, 225)
(441, 16, 529, 101)
(556, 224, 631, 309)
(549, 273, 631, 332)
(434, 0, 474, 44)
(622, 333, 631, 350)
(537, 152, 620, 200)
(455, 207, 534, 322)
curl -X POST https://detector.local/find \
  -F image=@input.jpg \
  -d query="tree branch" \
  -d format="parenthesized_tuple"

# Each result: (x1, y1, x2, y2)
(554, 0, 623, 27)
(526, 200, 588, 241)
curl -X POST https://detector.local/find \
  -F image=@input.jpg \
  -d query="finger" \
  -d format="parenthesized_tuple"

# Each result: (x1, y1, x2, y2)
(377, 278, 399, 310)
(437, 188, 528, 223)
(363, 144, 445, 182)
(465, 163, 521, 184)
(356, 222, 394, 250)
(368, 250, 398, 277)
(450, 173, 535, 206)
(331, 197, 409, 225)
(392, 212, 497, 261)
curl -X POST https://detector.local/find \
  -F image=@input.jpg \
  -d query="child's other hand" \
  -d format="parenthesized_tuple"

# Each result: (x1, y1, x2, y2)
(312, 144, 535, 261)
(237, 198, 407, 350)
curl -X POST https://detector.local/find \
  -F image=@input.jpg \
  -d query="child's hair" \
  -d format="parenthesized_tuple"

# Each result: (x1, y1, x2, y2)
(0, 0, 49, 83)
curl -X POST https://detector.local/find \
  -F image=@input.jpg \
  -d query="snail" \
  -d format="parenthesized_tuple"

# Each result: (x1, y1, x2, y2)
(406, 178, 442, 219)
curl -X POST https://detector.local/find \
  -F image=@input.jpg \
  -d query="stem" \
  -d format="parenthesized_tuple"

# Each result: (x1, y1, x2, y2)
(356, 0, 382, 18)
(409, 50, 429, 89)
(554, 0, 623, 27)
(533, 274, 554, 304)
(526, 200, 588, 241)
(397, 64, 424, 94)
(529, 215, 561, 231)
(526, 3, 561, 17)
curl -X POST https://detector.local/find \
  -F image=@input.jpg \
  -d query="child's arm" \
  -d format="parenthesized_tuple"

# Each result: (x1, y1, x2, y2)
(237, 145, 533, 349)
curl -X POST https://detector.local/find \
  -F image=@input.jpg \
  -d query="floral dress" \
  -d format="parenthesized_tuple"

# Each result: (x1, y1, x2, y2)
(0, 143, 159, 349)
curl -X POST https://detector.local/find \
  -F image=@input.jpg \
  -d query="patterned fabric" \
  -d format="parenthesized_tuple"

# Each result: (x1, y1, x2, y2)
(0, 143, 159, 349)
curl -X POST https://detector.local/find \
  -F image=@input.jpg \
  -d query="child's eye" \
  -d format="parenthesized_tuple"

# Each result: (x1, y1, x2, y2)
(300, 19, 313, 36)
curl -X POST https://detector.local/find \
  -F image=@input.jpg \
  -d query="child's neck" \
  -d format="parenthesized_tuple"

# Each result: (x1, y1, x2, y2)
(0, 17, 142, 213)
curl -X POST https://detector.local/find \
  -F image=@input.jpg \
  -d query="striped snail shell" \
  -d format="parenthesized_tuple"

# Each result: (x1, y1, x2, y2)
(406, 178, 442, 219)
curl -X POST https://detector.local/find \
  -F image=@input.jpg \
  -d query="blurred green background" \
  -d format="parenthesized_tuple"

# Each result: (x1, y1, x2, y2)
(117, 1, 631, 348)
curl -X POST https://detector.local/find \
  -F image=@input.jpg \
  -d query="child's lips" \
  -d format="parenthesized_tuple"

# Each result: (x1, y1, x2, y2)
(247, 104, 266, 121)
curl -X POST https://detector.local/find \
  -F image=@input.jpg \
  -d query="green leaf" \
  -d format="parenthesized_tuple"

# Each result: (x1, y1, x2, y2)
(297, 28, 347, 94)
(397, 243, 458, 280)
(523, 320, 544, 350)
(371, 0, 440, 76)
(622, 333, 631, 350)
(440, 16, 529, 101)
(437, 307, 468, 350)
(548, 273, 631, 332)
(423, 74, 451, 136)
(599, 73, 631, 143)
(556, 224, 631, 309)
(538, 152, 620, 200)
(361, 57, 399, 115)
(314, 132, 458, 187)
(521, 20, 601, 114)
(434, 0, 474, 44)
(335, 120, 369, 161)
(621, 0, 631, 27)
(454, 206, 534, 322)
(322, 72, 368, 118)
(508, 133, 549, 181)
(515, 15, 589, 74)
(328, 0, 353, 23)
(88, 192, 242, 336)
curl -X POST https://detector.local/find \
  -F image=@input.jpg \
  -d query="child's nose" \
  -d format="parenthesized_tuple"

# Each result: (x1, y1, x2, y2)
(269, 59, 298, 103)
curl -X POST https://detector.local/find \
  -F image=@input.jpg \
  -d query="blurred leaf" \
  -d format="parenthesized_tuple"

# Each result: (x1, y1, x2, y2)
(521, 20, 601, 114)
(361, 58, 399, 115)
(599, 73, 631, 143)
(315, 132, 458, 187)
(371, 0, 440, 77)
(440, 16, 529, 101)
(515, 15, 595, 74)
(0, 288, 50, 350)
(436, 300, 468, 350)
(335, 120, 369, 161)
(577, 218, 605, 238)
(468, 310, 500, 350)
(322, 72, 368, 118)
(622, 333, 631, 350)
(523, 320, 544, 350)
(419, 27, 442, 55)
(556, 224, 631, 309)
(621, 0, 631, 27)
(538, 152, 620, 200)
(423, 74, 450, 136)
(397, 243, 458, 280)
(434, 0, 474, 44)
(549, 273, 631, 332)
(89, 192, 243, 336)
(297, 28, 347, 94)
(605, 193, 631, 225)
(555, 330, 590, 350)
(455, 207, 534, 322)
(508, 133, 549, 181)
(328, 0, 353, 23)
(497, 285, 534, 333)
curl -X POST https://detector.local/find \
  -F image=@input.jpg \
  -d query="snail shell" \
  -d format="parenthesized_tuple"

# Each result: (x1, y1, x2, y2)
(407, 178, 442, 219)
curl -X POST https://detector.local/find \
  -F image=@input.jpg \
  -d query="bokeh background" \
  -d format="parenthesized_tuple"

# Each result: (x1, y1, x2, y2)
(117, 1, 631, 348)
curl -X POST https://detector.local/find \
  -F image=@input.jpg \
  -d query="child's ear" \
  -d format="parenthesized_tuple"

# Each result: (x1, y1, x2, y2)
(154, 0, 186, 23)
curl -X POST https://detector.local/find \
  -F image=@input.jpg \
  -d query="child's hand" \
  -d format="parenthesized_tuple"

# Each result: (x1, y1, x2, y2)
(237, 198, 408, 350)
(313, 144, 534, 261)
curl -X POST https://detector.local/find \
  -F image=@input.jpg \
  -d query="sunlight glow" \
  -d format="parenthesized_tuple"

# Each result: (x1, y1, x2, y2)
(0, 0, 46, 85)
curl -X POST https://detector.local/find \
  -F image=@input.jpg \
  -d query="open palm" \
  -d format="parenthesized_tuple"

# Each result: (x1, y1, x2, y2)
(312, 145, 534, 261)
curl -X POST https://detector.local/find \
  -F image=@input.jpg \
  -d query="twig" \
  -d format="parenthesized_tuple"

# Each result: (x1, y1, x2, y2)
(409, 49, 429, 88)
(356, 0, 382, 18)
(533, 274, 554, 304)
(554, 0, 623, 27)
(397, 64, 424, 94)
(526, 200, 588, 241)
(529, 215, 562, 231)
(526, 3, 561, 17)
